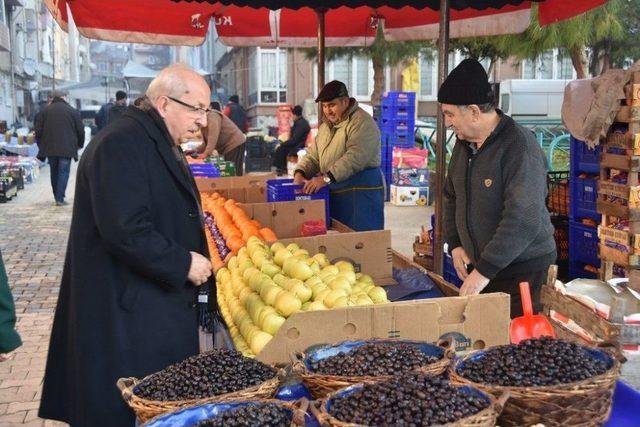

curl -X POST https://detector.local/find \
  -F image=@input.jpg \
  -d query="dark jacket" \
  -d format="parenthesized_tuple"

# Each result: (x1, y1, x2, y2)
(39, 106, 210, 427)
(95, 101, 113, 130)
(282, 116, 311, 152)
(107, 103, 127, 125)
(0, 250, 21, 354)
(443, 112, 556, 280)
(224, 102, 248, 132)
(34, 98, 85, 160)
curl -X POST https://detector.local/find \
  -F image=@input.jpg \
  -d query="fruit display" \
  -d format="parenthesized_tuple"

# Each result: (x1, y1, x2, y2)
(201, 192, 278, 270)
(327, 373, 490, 426)
(309, 342, 441, 377)
(133, 349, 276, 401)
(194, 402, 291, 427)
(216, 237, 390, 357)
(456, 337, 609, 387)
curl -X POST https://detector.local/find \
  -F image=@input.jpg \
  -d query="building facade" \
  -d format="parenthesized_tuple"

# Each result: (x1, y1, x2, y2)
(0, 0, 90, 128)
(215, 46, 578, 128)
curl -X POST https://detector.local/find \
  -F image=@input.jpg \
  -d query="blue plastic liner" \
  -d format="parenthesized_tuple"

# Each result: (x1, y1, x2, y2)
(604, 381, 640, 427)
(302, 339, 445, 371)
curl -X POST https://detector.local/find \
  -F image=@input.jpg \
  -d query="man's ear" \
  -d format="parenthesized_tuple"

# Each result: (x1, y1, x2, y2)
(469, 104, 482, 120)
(155, 97, 169, 119)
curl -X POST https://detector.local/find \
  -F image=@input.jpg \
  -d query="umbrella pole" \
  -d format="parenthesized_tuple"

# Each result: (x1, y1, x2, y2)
(434, 0, 450, 276)
(316, 8, 326, 92)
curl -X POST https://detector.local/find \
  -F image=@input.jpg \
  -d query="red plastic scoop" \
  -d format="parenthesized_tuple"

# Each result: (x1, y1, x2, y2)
(510, 282, 556, 344)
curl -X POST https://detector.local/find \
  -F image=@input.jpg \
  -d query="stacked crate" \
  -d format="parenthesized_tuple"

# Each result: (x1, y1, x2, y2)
(378, 92, 416, 200)
(245, 135, 275, 173)
(596, 72, 640, 288)
(568, 137, 601, 279)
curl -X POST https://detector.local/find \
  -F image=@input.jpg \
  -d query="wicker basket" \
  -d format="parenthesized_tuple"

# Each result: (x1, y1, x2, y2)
(293, 339, 454, 399)
(141, 398, 309, 427)
(313, 383, 507, 427)
(117, 372, 282, 423)
(449, 348, 621, 427)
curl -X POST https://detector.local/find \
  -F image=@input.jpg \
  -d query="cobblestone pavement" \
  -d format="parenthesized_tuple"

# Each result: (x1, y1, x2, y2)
(0, 160, 639, 426)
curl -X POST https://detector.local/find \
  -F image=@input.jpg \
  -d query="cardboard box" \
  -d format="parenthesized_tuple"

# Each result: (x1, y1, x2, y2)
(238, 200, 328, 239)
(196, 174, 275, 203)
(390, 185, 429, 206)
(251, 230, 510, 364)
(392, 167, 429, 187)
(257, 293, 510, 365)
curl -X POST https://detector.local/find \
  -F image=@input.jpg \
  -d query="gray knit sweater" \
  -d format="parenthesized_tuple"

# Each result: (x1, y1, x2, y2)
(443, 112, 557, 280)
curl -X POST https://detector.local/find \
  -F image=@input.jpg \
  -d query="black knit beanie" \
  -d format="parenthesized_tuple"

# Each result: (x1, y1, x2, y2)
(437, 58, 493, 105)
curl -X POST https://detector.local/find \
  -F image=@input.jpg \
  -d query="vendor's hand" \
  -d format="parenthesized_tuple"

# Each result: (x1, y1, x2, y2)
(303, 176, 327, 194)
(188, 251, 213, 286)
(459, 269, 490, 296)
(451, 247, 472, 281)
(293, 172, 306, 185)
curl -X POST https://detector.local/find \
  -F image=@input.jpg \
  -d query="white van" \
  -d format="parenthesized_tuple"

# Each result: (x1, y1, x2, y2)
(499, 79, 571, 120)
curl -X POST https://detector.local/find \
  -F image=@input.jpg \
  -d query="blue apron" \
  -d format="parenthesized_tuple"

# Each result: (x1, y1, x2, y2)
(328, 167, 384, 231)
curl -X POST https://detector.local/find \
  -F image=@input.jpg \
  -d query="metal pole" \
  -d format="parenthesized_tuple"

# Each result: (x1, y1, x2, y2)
(316, 9, 326, 92)
(434, 0, 450, 276)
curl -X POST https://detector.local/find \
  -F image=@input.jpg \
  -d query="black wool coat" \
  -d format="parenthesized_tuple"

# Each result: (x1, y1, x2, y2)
(39, 106, 210, 427)
(34, 98, 85, 160)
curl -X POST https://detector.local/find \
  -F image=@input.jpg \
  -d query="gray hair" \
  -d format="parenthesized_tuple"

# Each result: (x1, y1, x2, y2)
(145, 63, 202, 103)
(460, 103, 495, 114)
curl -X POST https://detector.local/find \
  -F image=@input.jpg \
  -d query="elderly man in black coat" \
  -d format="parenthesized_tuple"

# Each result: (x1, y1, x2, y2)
(34, 90, 85, 206)
(39, 64, 215, 427)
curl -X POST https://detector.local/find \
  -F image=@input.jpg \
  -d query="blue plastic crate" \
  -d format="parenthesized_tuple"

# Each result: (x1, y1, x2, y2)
(378, 117, 415, 136)
(267, 179, 330, 223)
(380, 104, 414, 120)
(570, 136, 601, 175)
(570, 176, 600, 221)
(381, 91, 416, 107)
(568, 260, 599, 280)
(569, 220, 600, 267)
(383, 133, 414, 148)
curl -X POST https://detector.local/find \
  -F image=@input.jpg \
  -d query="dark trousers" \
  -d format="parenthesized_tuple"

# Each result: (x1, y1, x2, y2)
(48, 157, 71, 203)
(482, 268, 548, 319)
(224, 143, 245, 176)
(272, 143, 299, 171)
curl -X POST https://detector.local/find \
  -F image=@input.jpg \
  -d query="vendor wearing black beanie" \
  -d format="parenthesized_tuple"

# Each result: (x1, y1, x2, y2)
(440, 58, 556, 318)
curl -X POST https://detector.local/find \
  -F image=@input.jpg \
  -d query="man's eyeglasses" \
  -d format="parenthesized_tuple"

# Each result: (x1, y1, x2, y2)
(166, 96, 211, 116)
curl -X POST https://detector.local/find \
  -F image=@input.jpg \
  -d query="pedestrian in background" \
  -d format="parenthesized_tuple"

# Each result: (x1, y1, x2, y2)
(39, 64, 214, 427)
(272, 105, 310, 175)
(107, 90, 128, 125)
(34, 90, 85, 206)
(0, 250, 21, 362)
(224, 94, 248, 133)
(95, 98, 114, 131)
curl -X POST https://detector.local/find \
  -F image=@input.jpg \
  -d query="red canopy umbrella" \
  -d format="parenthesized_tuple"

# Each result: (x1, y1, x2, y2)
(44, 0, 608, 274)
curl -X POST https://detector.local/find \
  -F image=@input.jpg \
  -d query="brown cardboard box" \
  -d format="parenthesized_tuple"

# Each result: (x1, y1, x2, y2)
(256, 293, 510, 365)
(238, 200, 327, 239)
(250, 230, 510, 364)
(196, 174, 275, 203)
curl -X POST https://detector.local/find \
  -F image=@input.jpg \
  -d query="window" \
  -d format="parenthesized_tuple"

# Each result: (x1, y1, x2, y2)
(313, 55, 374, 101)
(521, 49, 577, 80)
(248, 47, 287, 105)
(97, 62, 108, 72)
(420, 51, 436, 98)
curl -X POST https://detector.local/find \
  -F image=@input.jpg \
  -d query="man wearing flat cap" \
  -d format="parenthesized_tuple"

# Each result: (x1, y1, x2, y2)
(294, 80, 384, 231)
(439, 58, 556, 318)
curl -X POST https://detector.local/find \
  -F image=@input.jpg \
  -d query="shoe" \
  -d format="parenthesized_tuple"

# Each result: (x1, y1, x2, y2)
(55, 201, 69, 206)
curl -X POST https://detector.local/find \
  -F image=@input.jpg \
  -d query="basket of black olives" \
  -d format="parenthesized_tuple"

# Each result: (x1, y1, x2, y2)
(293, 339, 453, 398)
(117, 349, 282, 422)
(316, 372, 505, 427)
(450, 337, 621, 426)
(141, 399, 309, 427)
